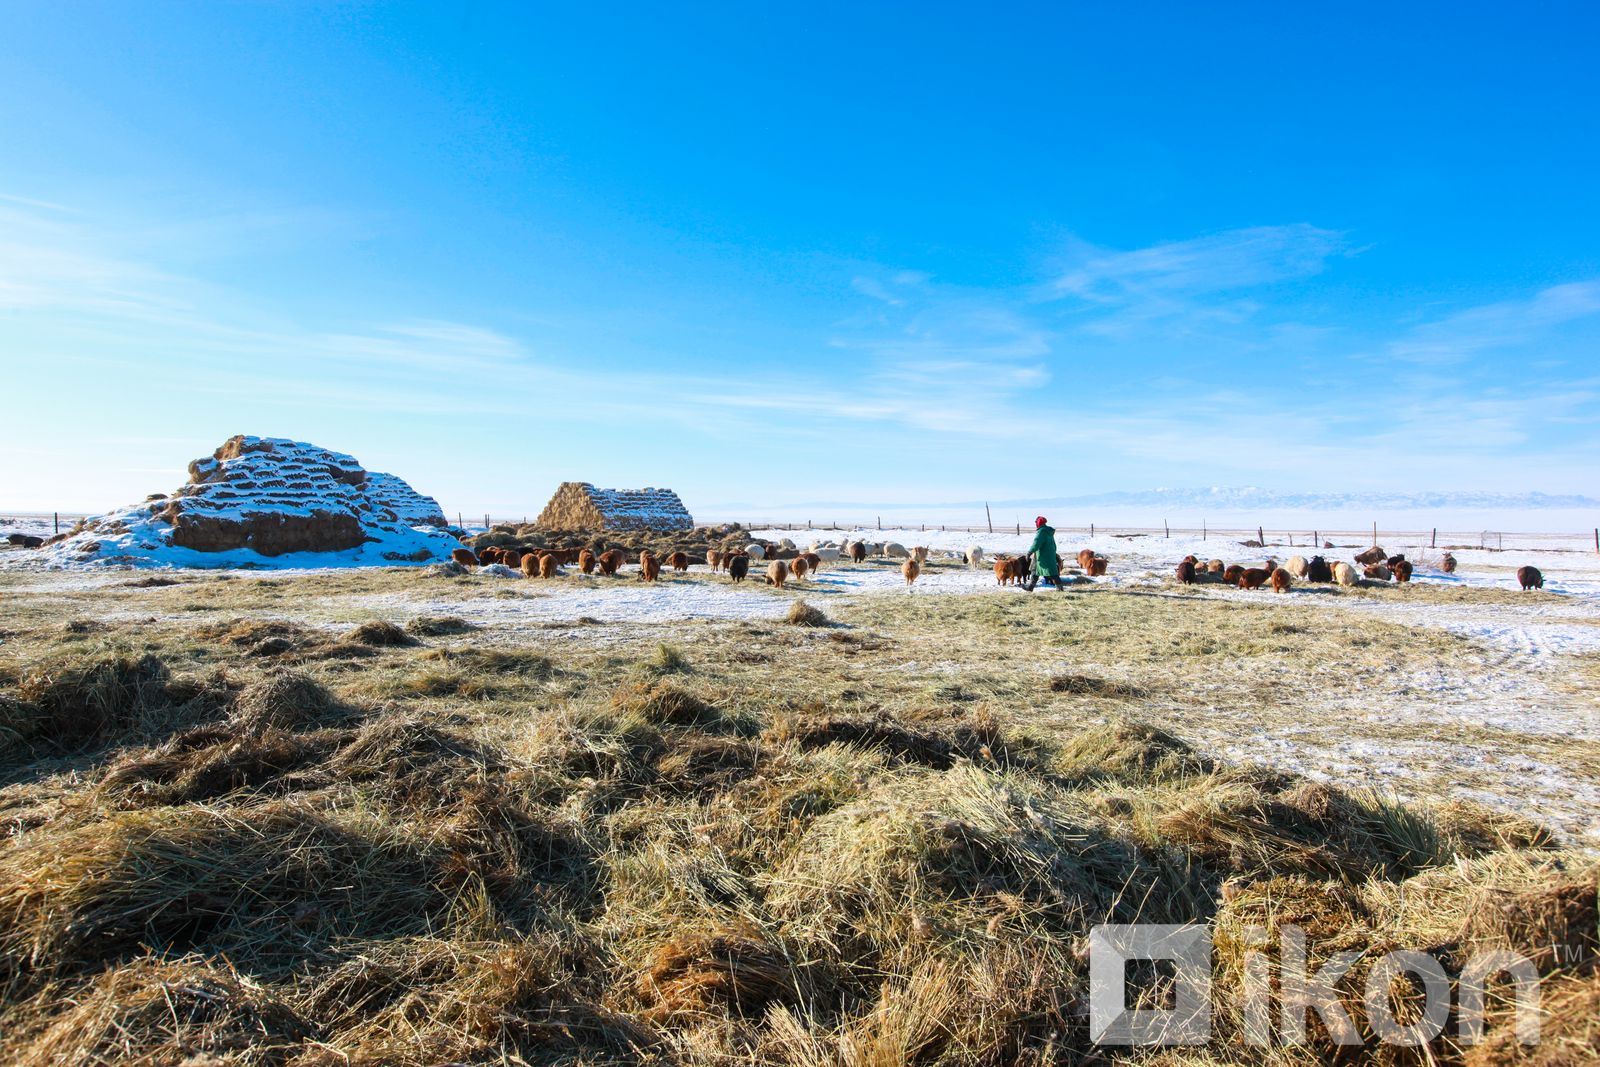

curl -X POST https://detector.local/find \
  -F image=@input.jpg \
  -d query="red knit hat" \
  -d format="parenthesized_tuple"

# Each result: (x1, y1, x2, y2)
(1035, 516, 1047, 528)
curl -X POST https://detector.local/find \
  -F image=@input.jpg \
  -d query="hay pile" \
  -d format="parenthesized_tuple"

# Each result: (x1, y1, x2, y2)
(0, 629, 1592, 1065)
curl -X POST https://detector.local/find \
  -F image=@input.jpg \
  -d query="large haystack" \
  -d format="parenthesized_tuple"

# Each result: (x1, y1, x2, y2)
(37, 436, 461, 568)
(536, 481, 693, 532)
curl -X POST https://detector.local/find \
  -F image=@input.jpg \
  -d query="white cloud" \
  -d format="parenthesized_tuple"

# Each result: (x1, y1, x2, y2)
(1044, 224, 1347, 302)
(1387, 281, 1600, 365)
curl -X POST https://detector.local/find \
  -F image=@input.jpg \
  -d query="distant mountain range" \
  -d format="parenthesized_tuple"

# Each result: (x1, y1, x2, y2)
(967, 488, 1600, 511)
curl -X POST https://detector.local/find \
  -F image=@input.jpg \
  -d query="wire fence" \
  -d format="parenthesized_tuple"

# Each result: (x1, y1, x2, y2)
(466, 514, 1599, 554)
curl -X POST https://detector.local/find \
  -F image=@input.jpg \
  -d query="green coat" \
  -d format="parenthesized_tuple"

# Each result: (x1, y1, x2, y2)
(1027, 524, 1060, 577)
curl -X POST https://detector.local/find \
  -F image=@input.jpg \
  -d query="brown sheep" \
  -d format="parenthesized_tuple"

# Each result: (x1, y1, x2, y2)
(501, 548, 522, 569)
(520, 553, 539, 578)
(802, 551, 821, 575)
(668, 550, 689, 573)
(578, 549, 597, 575)
(790, 554, 809, 581)
(1270, 567, 1292, 593)
(1176, 558, 1196, 584)
(1441, 553, 1457, 574)
(1239, 567, 1270, 590)
(1206, 559, 1225, 573)
(1222, 564, 1245, 585)
(912, 546, 929, 564)
(706, 549, 723, 573)
(477, 547, 501, 565)
(1392, 559, 1413, 584)
(539, 553, 557, 579)
(1517, 566, 1543, 591)
(451, 548, 480, 568)
(767, 559, 789, 588)
(598, 550, 624, 576)
(1354, 546, 1387, 566)
(1087, 556, 1108, 577)
(994, 554, 1031, 586)
(639, 550, 661, 583)
(902, 557, 921, 587)
(1077, 548, 1096, 572)
(848, 541, 866, 563)
(1363, 563, 1391, 581)
(729, 553, 750, 582)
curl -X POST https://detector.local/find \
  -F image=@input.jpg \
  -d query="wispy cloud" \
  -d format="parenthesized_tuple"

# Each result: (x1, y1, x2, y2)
(1045, 224, 1347, 300)
(1033, 224, 1349, 341)
(1387, 281, 1600, 365)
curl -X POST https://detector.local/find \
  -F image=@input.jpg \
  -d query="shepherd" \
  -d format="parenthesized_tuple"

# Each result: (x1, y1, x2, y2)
(1023, 516, 1063, 592)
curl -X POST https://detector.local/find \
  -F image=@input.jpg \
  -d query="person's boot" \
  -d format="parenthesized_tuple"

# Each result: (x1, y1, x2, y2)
(1024, 573, 1037, 592)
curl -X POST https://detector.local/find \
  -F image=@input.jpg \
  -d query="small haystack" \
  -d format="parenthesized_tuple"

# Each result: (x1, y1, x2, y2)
(536, 482, 693, 532)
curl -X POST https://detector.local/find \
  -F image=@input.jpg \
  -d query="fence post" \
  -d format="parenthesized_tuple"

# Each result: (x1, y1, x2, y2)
(985, 502, 993, 534)
(1372, 521, 1377, 547)
(1091, 523, 1095, 537)
(54, 512, 59, 535)
(1595, 528, 1598, 554)
(1257, 525, 1264, 546)
(1015, 523, 1020, 536)
(1164, 519, 1169, 538)
(1203, 520, 1207, 541)
(1431, 528, 1437, 548)
(1313, 529, 1318, 547)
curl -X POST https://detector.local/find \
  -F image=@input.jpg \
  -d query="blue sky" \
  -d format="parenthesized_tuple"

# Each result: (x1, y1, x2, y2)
(2, 3, 1598, 517)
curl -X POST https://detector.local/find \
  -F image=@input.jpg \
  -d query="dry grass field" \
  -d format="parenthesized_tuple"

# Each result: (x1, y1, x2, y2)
(0, 563, 1595, 1065)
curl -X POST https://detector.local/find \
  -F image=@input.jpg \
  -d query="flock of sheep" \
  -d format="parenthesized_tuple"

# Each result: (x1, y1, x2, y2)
(447, 537, 940, 588)
(444, 535, 1552, 596)
(1174, 546, 1545, 592)
(445, 537, 1120, 591)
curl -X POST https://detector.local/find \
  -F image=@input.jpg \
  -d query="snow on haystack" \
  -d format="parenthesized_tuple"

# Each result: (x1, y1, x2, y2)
(536, 481, 693, 531)
(34, 435, 462, 569)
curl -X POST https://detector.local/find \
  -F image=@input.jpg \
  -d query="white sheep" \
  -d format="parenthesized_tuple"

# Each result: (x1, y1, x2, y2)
(966, 545, 984, 568)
